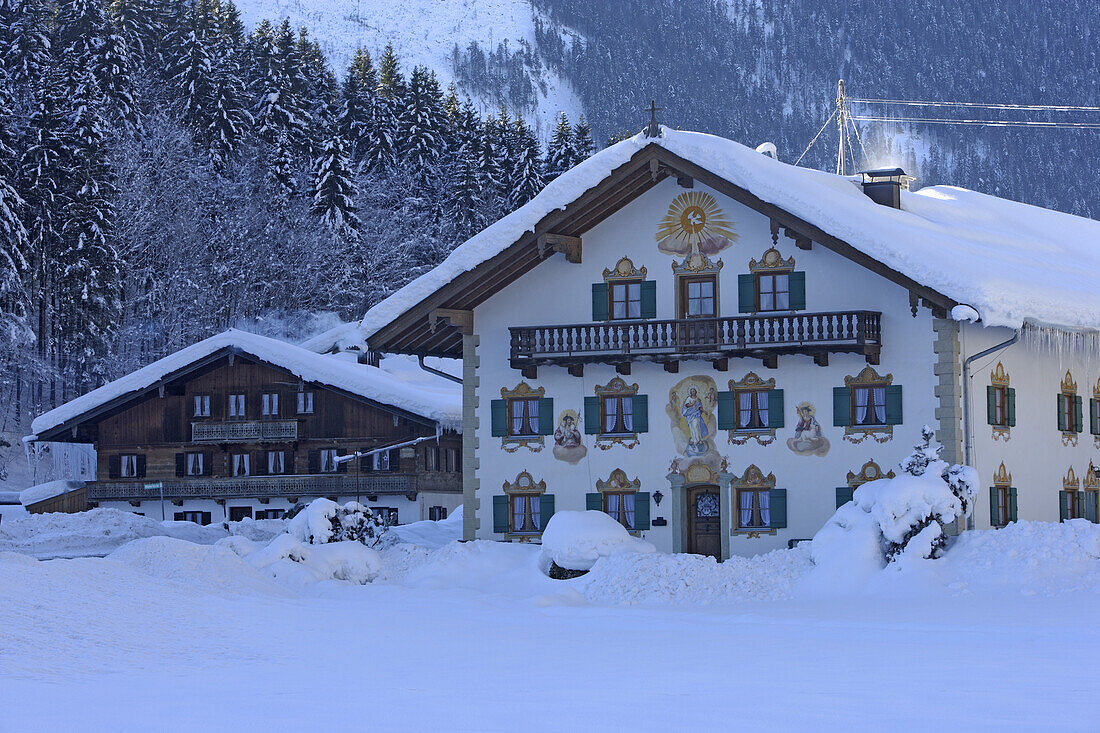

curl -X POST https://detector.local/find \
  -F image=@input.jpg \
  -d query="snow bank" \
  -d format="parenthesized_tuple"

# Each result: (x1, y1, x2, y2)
(243, 533, 382, 591)
(286, 498, 386, 547)
(226, 516, 287, 543)
(108, 536, 288, 597)
(538, 510, 656, 573)
(19, 479, 84, 507)
(390, 504, 463, 549)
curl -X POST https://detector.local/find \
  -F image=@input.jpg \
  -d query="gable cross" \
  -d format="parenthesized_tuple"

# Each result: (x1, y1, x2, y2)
(644, 100, 663, 138)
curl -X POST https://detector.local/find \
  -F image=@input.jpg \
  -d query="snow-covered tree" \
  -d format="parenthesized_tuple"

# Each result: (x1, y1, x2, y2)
(573, 114, 595, 161)
(507, 115, 544, 210)
(543, 111, 576, 181)
(0, 0, 52, 86)
(311, 133, 360, 236)
(0, 72, 30, 347)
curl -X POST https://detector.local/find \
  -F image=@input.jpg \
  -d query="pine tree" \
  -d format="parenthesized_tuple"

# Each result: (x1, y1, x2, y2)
(507, 115, 544, 210)
(0, 0, 51, 86)
(400, 66, 446, 174)
(543, 111, 575, 182)
(362, 45, 401, 174)
(0, 72, 30, 346)
(97, 11, 138, 125)
(172, 27, 214, 135)
(108, 0, 160, 67)
(376, 43, 404, 100)
(311, 132, 360, 237)
(338, 49, 376, 166)
(573, 114, 595, 162)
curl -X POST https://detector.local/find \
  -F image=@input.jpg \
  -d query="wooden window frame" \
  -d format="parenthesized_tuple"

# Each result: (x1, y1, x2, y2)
(851, 384, 889, 427)
(754, 271, 791, 312)
(599, 394, 634, 436)
(231, 453, 250, 477)
(228, 393, 246, 419)
(608, 279, 643, 321)
(993, 484, 1010, 527)
(185, 451, 204, 476)
(319, 448, 339, 473)
(256, 508, 285, 520)
(736, 487, 770, 531)
(734, 388, 770, 431)
(261, 392, 280, 419)
(506, 397, 540, 438)
(267, 450, 286, 475)
(1061, 393, 1076, 432)
(992, 385, 1009, 428)
(678, 274, 718, 319)
(509, 493, 542, 535)
(602, 491, 637, 531)
(118, 453, 139, 478)
(296, 391, 314, 414)
(193, 394, 211, 418)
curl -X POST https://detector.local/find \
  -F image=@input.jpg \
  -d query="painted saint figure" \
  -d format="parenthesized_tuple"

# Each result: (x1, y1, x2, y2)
(553, 410, 587, 464)
(681, 387, 710, 456)
(787, 401, 830, 457)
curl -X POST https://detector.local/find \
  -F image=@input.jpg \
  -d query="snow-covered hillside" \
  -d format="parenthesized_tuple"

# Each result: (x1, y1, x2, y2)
(234, 0, 582, 136)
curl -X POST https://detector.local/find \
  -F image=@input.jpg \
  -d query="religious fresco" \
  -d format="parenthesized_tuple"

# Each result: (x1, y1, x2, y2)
(666, 375, 722, 469)
(787, 401, 830, 457)
(656, 191, 737, 257)
(552, 409, 587, 464)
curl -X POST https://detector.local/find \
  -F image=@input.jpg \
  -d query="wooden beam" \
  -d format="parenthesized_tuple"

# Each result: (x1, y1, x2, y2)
(813, 352, 829, 367)
(909, 291, 920, 317)
(649, 158, 660, 181)
(430, 308, 473, 335)
(712, 357, 729, 372)
(616, 362, 631, 375)
(567, 364, 584, 378)
(677, 174, 693, 189)
(536, 233, 582, 263)
(865, 346, 881, 365)
(521, 365, 538, 380)
(795, 237, 812, 251)
(663, 361, 679, 374)
(762, 354, 778, 369)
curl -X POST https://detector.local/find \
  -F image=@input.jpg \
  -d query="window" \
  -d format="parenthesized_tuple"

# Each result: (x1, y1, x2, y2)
(231, 453, 250, 476)
(425, 446, 438, 471)
(229, 393, 246, 419)
(186, 452, 204, 476)
(445, 448, 457, 472)
(604, 492, 636, 530)
(267, 450, 286, 475)
(834, 368, 901, 433)
(262, 392, 279, 418)
(372, 450, 391, 471)
(193, 394, 211, 417)
(256, 509, 285, 520)
(508, 398, 540, 437)
(510, 494, 541, 534)
(228, 506, 253, 522)
(373, 507, 399, 526)
(681, 276, 716, 318)
(609, 280, 642, 320)
(736, 390, 770, 430)
(120, 454, 140, 478)
(1064, 490, 1082, 520)
(320, 448, 339, 473)
(174, 511, 211, 525)
(601, 395, 633, 435)
(853, 385, 888, 426)
(297, 391, 314, 414)
(755, 272, 789, 311)
(991, 385, 1009, 427)
(737, 488, 770, 530)
(1060, 393, 1077, 432)
(992, 485, 1012, 527)
(429, 506, 448, 521)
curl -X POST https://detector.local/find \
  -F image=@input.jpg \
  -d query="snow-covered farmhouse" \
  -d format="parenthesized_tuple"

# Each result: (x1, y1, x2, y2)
(28, 330, 463, 525)
(361, 126, 1100, 559)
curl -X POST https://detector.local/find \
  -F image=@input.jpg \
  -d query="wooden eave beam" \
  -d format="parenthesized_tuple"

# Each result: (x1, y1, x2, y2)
(430, 308, 473, 335)
(536, 233, 582, 263)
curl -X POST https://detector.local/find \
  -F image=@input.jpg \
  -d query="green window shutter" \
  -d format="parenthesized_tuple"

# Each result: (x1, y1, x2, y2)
(717, 390, 736, 430)
(539, 494, 555, 531)
(632, 394, 649, 433)
(491, 399, 507, 437)
(493, 495, 509, 533)
(788, 271, 806, 310)
(591, 283, 609, 321)
(836, 486, 854, 509)
(1007, 388, 1017, 427)
(1091, 399, 1099, 435)
(1084, 491, 1098, 523)
(989, 486, 999, 527)
(1075, 395, 1084, 433)
(768, 389, 784, 428)
(584, 396, 600, 434)
(634, 492, 651, 530)
(586, 493, 602, 511)
(737, 273, 755, 313)
(1009, 487, 1018, 522)
(640, 280, 657, 319)
(986, 386, 996, 425)
(1057, 394, 1067, 432)
(1059, 490, 1069, 521)
(538, 397, 554, 435)
(768, 488, 787, 529)
(885, 385, 903, 425)
(833, 387, 851, 427)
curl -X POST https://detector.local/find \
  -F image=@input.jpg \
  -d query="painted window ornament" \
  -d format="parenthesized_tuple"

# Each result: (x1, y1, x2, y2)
(552, 409, 587, 464)
(667, 376, 721, 467)
(787, 401, 830, 456)
(656, 191, 737, 257)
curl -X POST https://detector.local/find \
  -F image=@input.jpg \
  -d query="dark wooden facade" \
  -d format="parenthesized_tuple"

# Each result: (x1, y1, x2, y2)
(36, 351, 461, 508)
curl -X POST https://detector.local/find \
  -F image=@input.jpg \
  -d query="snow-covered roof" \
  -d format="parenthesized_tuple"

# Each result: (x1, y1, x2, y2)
(360, 127, 1100, 336)
(30, 329, 462, 438)
(20, 480, 85, 507)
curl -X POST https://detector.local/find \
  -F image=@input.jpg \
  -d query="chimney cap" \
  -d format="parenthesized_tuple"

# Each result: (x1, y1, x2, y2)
(859, 167, 908, 181)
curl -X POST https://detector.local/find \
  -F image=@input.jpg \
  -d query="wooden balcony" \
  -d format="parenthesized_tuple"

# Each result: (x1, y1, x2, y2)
(86, 472, 460, 503)
(509, 311, 882, 371)
(191, 420, 299, 443)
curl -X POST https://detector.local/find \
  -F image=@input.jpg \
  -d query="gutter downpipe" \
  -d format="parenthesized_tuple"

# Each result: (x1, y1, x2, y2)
(962, 328, 1020, 529)
(418, 355, 462, 385)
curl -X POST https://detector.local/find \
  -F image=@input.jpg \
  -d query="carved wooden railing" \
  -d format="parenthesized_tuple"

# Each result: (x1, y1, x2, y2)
(86, 472, 462, 502)
(191, 420, 299, 443)
(509, 311, 881, 364)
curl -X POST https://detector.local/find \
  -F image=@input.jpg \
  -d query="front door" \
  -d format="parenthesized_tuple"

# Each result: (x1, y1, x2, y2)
(687, 484, 721, 559)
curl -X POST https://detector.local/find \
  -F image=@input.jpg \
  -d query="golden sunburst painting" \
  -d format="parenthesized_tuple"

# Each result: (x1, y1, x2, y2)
(656, 191, 737, 256)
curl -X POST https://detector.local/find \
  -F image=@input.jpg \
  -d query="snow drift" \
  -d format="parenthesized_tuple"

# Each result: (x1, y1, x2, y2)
(538, 510, 656, 576)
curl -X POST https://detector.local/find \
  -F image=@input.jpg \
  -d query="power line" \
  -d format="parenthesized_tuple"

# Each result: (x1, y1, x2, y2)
(794, 107, 837, 166)
(849, 98, 1100, 112)
(851, 115, 1100, 130)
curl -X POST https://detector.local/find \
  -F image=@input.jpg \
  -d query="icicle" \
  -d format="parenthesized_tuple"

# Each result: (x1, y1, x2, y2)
(1021, 321, 1100, 373)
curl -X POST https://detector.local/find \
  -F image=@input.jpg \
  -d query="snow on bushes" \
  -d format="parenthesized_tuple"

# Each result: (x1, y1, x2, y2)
(538, 510, 656, 578)
(810, 426, 979, 584)
(286, 498, 387, 547)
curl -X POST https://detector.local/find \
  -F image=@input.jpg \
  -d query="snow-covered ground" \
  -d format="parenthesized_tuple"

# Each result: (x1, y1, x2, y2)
(2, 513, 1098, 730)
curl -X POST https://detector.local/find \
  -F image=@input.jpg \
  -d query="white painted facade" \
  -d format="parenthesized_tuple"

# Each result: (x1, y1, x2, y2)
(96, 493, 428, 525)
(470, 178, 951, 557)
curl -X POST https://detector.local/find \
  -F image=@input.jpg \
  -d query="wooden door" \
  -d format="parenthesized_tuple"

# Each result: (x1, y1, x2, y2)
(687, 484, 721, 559)
(677, 275, 719, 350)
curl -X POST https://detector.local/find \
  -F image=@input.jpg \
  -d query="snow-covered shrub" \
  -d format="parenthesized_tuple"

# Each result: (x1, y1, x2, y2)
(242, 532, 383, 590)
(811, 425, 979, 573)
(537, 510, 656, 579)
(285, 498, 387, 548)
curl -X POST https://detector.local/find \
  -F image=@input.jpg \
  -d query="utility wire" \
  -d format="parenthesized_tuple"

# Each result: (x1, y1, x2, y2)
(851, 115, 1100, 130)
(849, 98, 1100, 112)
(794, 107, 837, 165)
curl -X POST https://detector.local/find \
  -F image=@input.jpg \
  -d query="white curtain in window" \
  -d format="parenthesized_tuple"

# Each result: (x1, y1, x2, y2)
(759, 490, 771, 527)
(738, 391, 752, 427)
(121, 455, 137, 477)
(756, 391, 769, 427)
(739, 491, 753, 527)
(627, 282, 641, 318)
(188, 453, 202, 475)
(234, 454, 249, 476)
(623, 492, 635, 529)
(526, 400, 539, 434)
(269, 451, 283, 474)
(530, 495, 541, 530)
(873, 387, 886, 424)
(512, 496, 524, 531)
(230, 395, 244, 418)
(606, 492, 620, 522)
(322, 450, 336, 472)
(605, 398, 617, 432)
(855, 388, 869, 424)
(622, 398, 633, 432)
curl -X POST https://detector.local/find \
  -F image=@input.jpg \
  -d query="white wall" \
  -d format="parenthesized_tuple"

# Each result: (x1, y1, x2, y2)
(99, 493, 421, 525)
(961, 323, 1100, 527)
(471, 178, 941, 556)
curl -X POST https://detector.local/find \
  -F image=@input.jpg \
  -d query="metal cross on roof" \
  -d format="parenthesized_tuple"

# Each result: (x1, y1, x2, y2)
(644, 100, 663, 138)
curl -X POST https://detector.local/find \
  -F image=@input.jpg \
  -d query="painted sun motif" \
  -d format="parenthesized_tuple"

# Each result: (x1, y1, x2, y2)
(656, 191, 737, 256)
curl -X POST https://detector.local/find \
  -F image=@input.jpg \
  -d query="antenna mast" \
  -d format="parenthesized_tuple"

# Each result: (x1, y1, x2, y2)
(836, 79, 847, 175)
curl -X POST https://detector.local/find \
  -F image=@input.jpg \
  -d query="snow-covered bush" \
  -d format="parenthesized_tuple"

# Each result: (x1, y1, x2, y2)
(285, 499, 387, 548)
(538, 510, 656, 579)
(242, 533, 383, 590)
(811, 426, 979, 575)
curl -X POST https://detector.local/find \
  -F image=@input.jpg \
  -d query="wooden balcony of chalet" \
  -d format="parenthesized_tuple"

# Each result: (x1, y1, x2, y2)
(191, 420, 299, 443)
(509, 311, 882, 373)
(87, 472, 461, 504)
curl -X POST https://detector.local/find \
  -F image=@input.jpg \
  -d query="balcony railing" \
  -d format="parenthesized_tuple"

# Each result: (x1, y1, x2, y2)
(509, 311, 882, 367)
(86, 472, 460, 502)
(191, 420, 299, 443)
